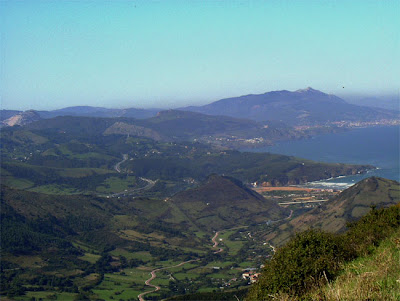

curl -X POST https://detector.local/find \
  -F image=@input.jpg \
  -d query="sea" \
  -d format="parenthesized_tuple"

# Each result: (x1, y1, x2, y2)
(245, 126, 399, 189)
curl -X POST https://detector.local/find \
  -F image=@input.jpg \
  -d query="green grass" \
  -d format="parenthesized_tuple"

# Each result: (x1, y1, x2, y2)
(93, 269, 150, 300)
(18, 291, 77, 300)
(1, 176, 34, 189)
(171, 272, 200, 281)
(308, 228, 400, 301)
(72, 240, 99, 253)
(72, 152, 116, 160)
(12, 130, 48, 145)
(79, 252, 101, 264)
(111, 215, 139, 229)
(29, 184, 80, 195)
(218, 230, 246, 256)
(59, 167, 113, 178)
(238, 261, 256, 268)
(110, 249, 152, 262)
(96, 175, 138, 193)
(204, 261, 235, 268)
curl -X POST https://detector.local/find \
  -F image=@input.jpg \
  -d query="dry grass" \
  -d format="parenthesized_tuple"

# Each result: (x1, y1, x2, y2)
(308, 228, 400, 301)
(263, 228, 400, 301)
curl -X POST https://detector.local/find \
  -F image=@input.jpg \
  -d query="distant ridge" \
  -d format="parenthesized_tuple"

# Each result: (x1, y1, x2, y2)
(2, 88, 398, 127)
(180, 88, 398, 125)
(1, 110, 41, 127)
(0, 106, 160, 127)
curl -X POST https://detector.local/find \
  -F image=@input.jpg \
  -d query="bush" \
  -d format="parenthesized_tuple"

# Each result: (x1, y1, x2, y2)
(345, 205, 400, 256)
(247, 205, 400, 300)
(247, 230, 354, 300)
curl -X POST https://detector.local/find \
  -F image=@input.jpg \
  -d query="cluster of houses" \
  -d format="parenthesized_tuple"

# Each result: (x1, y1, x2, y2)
(242, 270, 261, 284)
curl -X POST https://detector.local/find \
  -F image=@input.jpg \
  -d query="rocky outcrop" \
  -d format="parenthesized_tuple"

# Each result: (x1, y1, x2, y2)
(2, 110, 41, 127)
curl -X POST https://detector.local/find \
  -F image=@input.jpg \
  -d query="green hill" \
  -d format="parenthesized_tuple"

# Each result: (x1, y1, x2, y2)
(289, 177, 400, 233)
(1, 119, 372, 196)
(170, 174, 289, 231)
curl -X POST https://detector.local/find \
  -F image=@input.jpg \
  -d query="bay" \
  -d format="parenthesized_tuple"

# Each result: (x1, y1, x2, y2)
(245, 126, 399, 189)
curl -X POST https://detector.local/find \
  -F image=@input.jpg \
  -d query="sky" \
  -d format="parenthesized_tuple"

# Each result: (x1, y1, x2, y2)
(1, 0, 399, 110)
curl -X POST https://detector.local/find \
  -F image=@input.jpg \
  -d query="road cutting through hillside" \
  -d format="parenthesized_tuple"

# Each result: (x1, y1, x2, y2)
(108, 154, 156, 197)
(138, 259, 199, 301)
(114, 154, 128, 173)
(212, 231, 224, 253)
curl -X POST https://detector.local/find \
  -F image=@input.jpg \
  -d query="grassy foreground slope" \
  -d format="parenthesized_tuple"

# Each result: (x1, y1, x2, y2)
(246, 204, 400, 300)
(309, 226, 400, 301)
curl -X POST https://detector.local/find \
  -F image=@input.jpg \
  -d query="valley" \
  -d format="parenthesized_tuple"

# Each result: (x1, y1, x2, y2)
(3, 168, 397, 300)
(2, 1, 399, 298)
(0, 97, 398, 300)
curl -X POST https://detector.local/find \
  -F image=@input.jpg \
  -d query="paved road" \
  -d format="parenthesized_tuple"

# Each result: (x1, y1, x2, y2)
(106, 154, 156, 198)
(114, 154, 128, 173)
(108, 177, 156, 198)
(279, 200, 328, 205)
(138, 259, 199, 301)
(266, 210, 293, 255)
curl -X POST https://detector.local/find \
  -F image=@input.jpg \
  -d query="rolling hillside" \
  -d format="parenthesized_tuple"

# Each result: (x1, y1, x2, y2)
(269, 177, 400, 246)
(170, 174, 289, 231)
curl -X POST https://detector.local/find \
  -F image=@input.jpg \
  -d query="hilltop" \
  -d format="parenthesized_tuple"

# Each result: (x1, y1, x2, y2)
(291, 176, 400, 232)
(182, 87, 399, 125)
(170, 174, 289, 231)
(13, 111, 305, 149)
(0, 116, 372, 197)
(1, 110, 41, 127)
(0, 106, 160, 122)
(3, 88, 398, 130)
(269, 177, 400, 246)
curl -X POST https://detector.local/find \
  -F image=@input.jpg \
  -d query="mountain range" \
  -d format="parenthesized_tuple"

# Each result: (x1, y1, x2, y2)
(2, 88, 398, 128)
(182, 87, 399, 125)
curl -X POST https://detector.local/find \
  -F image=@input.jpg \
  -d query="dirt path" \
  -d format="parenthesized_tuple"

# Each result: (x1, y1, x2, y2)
(212, 231, 224, 254)
(138, 259, 199, 301)
(269, 243, 276, 254)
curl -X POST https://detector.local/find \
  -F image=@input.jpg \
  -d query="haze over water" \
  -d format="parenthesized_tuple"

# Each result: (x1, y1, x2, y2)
(248, 126, 400, 189)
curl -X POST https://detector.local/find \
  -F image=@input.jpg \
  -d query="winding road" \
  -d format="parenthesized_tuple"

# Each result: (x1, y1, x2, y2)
(106, 154, 156, 198)
(137, 205, 294, 299)
(138, 230, 227, 300)
(138, 259, 199, 301)
(211, 231, 224, 254)
(114, 154, 128, 173)
(266, 210, 293, 255)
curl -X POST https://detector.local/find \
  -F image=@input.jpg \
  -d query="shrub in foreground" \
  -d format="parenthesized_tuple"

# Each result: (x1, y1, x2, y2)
(247, 205, 400, 300)
(247, 230, 354, 300)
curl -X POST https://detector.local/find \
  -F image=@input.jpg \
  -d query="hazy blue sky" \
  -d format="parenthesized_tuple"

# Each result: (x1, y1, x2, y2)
(1, 0, 399, 110)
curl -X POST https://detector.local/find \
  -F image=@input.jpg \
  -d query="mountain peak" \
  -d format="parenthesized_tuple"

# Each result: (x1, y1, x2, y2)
(295, 87, 322, 93)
